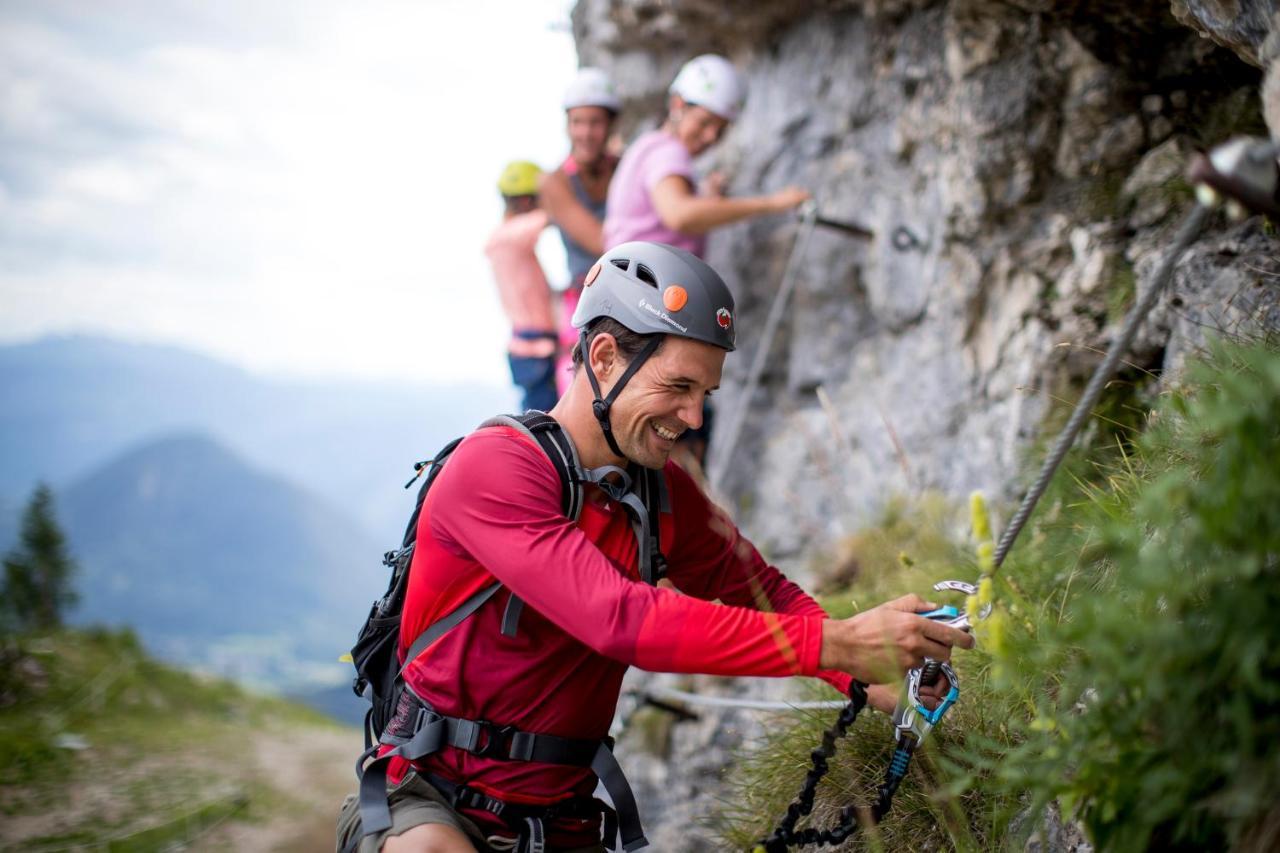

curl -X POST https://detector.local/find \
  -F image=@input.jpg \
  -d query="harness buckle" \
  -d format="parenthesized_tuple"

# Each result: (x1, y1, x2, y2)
(455, 719, 519, 759)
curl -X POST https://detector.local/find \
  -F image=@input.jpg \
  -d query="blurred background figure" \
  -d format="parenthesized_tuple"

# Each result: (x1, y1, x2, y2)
(541, 67, 622, 397)
(603, 53, 810, 469)
(487, 160, 559, 413)
(603, 54, 810, 257)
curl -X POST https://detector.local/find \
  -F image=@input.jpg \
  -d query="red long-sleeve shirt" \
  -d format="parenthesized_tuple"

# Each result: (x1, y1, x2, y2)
(391, 425, 850, 841)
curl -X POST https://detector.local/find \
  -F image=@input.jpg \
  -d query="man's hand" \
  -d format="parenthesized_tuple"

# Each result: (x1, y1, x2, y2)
(865, 671, 955, 716)
(819, 594, 974, 685)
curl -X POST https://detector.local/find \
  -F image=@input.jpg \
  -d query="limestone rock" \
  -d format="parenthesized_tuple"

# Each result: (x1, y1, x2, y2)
(573, 0, 1280, 843)
(1170, 0, 1279, 68)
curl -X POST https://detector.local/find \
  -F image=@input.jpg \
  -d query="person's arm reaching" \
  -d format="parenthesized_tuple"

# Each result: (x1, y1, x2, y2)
(539, 171, 604, 257)
(429, 429, 828, 679)
(650, 174, 809, 235)
(661, 463, 973, 707)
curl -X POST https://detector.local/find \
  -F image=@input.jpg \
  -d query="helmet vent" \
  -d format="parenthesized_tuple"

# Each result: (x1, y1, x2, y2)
(634, 264, 659, 288)
(610, 258, 630, 271)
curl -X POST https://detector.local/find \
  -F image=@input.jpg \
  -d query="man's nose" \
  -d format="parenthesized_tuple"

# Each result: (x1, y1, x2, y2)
(679, 397, 704, 430)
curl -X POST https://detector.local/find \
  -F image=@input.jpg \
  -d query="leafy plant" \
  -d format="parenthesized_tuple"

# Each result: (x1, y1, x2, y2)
(715, 341, 1280, 851)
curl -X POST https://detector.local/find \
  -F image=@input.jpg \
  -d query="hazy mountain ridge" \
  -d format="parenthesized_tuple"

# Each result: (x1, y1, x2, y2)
(61, 430, 386, 693)
(0, 334, 513, 542)
(0, 334, 514, 698)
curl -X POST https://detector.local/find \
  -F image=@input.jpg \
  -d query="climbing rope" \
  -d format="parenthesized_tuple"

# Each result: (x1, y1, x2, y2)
(992, 203, 1210, 568)
(634, 684, 847, 712)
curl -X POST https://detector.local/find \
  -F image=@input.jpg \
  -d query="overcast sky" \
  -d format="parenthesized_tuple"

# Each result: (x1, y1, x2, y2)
(0, 0, 579, 384)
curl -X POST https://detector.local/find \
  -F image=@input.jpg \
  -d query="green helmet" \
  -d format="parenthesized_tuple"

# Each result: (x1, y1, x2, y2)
(572, 241, 736, 459)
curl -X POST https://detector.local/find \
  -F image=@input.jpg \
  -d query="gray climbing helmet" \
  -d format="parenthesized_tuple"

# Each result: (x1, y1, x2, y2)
(572, 241, 736, 351)
(571, 241, 736, 459)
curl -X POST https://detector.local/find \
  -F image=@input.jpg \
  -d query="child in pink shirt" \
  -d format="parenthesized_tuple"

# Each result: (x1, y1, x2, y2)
(486, 161, 558, 412)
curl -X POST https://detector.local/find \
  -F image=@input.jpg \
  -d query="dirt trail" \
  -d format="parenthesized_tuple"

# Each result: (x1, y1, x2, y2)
(0, 716, 362, 853)
(196, 722, 359, 852)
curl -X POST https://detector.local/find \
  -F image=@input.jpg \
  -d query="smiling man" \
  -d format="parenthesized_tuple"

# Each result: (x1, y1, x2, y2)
(338, 242, 972, 853)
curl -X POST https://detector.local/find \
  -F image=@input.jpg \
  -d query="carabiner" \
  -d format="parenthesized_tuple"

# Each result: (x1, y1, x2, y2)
(893, 660, 960, 744)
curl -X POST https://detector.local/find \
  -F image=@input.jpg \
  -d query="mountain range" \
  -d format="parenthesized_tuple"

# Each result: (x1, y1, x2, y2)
(0, 334, 517, 710)
(61, 431, 383, 696)
(0, 334, 513, 542)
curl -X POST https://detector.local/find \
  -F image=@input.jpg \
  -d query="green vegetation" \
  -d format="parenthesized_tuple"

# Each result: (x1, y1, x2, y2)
(715, 340, 1280, 851)
(1104, 258, 1136, 325)
(2, 484, 78, 632)
(0, 627, 349, 851)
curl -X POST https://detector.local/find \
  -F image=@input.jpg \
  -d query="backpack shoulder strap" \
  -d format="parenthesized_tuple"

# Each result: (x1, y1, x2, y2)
(397, 580, 503, 678)
(635, 466, 670, 584)
(480, 411, 585, 521)
(407, 413, 583, 651)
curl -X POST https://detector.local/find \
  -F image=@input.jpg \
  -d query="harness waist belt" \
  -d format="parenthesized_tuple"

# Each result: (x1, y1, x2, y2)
(512, 328, 560, 342)
(354, 688, 648, 851)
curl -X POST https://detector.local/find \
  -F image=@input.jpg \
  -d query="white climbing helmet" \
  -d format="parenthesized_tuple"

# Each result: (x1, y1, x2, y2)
(562, 67, 621, 113)
(669, 54, 746, 122)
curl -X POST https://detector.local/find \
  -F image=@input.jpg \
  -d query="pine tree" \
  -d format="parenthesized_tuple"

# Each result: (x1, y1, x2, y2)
(2, 484, 79, 632)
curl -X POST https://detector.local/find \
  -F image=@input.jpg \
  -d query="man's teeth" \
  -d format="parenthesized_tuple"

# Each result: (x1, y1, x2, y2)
(653, 423, 679, 441)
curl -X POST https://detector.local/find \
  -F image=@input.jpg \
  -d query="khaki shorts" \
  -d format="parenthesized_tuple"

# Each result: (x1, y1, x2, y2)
(335, 769, 606, 853)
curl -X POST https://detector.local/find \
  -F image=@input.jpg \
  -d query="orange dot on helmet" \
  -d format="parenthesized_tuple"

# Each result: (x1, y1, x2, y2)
(663, 285, 688, 312)
(584, 263, 602, 286)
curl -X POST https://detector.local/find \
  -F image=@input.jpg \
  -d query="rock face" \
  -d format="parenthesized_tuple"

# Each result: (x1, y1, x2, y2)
(1171, 0, 1278, 68)
(574, 1, 1279, 847)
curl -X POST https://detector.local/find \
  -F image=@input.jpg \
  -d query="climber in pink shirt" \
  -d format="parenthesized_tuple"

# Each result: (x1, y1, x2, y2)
(603, 55, 811, 470)
(603, 54, 810, 256)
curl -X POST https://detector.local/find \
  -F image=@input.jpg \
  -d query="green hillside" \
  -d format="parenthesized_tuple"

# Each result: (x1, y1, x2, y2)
(0, 627, 359, 852)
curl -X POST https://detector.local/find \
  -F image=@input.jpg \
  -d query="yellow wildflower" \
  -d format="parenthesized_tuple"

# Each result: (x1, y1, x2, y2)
(970, 491, 992, 543)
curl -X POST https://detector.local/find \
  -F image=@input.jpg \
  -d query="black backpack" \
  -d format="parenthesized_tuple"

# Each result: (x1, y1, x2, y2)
(347, 410, 669, 753)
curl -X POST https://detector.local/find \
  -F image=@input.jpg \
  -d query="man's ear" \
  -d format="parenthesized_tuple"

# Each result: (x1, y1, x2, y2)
(588, 332, 618, 382)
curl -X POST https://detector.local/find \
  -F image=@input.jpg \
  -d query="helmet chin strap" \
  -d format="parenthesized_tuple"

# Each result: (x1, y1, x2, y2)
(582, 335, 663, 459)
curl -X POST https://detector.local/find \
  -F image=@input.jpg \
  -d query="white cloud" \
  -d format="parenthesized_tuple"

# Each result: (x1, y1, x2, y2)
(0, 0, 582, 383)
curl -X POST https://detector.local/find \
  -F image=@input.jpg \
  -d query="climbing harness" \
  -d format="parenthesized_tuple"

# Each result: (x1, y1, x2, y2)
(755, 135, 1278, 851)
